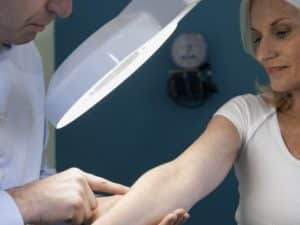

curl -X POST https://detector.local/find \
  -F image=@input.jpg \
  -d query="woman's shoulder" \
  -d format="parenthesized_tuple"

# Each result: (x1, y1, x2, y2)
(226, 93, 274, 115)
(215, 93, 275, 146)
(215, 93, 274, 124)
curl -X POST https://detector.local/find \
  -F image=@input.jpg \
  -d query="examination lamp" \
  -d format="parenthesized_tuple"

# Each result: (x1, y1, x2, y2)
(46, 0, 202, 129)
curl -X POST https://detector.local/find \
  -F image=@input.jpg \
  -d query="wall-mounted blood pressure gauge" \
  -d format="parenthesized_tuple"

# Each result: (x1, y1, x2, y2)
(171, 33, 207, 69)
(168, 33, 217, 108)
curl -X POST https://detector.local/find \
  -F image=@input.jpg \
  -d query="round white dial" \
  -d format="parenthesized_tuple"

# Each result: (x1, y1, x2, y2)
(171, 33, 207, 69)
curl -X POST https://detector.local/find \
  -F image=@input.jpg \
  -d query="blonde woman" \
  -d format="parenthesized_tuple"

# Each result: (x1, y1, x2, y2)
(92, 0, 300, 224)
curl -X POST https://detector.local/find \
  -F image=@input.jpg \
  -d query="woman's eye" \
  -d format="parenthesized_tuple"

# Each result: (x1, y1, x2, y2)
(276, 30, 290, 39)
(253, 37, 261, 44)
(251, 32, 261, 45)
(252, 35, 261, 47)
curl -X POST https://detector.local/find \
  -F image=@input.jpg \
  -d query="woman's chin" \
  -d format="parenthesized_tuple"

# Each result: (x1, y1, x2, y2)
(270, 82, 291, 93)
(270, 81, 299, 93)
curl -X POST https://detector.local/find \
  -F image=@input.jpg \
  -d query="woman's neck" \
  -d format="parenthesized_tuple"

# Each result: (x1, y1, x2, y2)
(281, 90, 300, 122)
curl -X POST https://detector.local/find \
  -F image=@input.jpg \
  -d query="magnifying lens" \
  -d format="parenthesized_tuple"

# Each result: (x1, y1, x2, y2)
(46, 0, 202, 129)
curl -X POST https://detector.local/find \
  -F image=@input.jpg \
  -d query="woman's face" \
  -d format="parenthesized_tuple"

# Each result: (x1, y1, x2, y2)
(251, 0, 300, 93)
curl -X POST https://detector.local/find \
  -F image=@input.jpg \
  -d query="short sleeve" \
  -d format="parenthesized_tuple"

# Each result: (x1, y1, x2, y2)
(0, 190, 24, 225)
(213, 94, 274, 147)
(214, 95, 251, 145)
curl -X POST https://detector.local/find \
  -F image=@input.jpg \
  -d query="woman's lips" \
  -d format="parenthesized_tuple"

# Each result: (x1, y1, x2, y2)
(266, 66, 289, 74)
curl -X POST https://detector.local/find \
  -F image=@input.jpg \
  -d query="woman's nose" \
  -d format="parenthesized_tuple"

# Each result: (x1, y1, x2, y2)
(256, 37, 278, 63)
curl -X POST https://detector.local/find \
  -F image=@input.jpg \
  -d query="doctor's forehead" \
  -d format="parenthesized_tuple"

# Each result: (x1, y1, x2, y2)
(250, 0, 300, 28)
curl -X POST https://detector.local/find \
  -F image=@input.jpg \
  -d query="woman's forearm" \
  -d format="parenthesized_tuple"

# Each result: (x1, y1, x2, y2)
(93, 161, 197, 225)
(93, 117, 240, 225)
(92, 154, 232, 225)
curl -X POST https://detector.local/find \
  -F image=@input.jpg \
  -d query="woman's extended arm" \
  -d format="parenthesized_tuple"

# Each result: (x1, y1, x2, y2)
(92, 116, 241, 225)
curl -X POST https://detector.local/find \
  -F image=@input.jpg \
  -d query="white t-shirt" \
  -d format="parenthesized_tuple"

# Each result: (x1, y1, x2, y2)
(0, 43, 55, 225)
(215, 94, 300, 225)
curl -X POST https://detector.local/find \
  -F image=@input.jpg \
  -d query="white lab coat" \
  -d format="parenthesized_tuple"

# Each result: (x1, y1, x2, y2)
(0, 42, 55, 225)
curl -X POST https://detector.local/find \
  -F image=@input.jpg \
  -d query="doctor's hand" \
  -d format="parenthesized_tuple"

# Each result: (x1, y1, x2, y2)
(89, 196, 190, 225)
(7, 168, 129, 225)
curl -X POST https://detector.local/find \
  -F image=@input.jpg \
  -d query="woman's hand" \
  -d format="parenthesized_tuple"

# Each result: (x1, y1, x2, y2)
(156, 208, 190, 225)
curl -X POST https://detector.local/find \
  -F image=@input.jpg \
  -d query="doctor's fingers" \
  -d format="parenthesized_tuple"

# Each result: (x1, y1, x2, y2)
(63, 195, 92, 225)
(82, 177, 99, 211)
(64, 184, 98, 225)
(63, 185, 98, 225)
(61, 168, 98, 209)
(82, 171, 130, 194)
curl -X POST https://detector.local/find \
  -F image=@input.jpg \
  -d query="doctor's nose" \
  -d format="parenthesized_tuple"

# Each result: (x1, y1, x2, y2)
(47, 0, 73, 18)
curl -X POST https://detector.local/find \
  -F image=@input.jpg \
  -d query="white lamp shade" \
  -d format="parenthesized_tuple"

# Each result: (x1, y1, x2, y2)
(46, 0, 201, 129)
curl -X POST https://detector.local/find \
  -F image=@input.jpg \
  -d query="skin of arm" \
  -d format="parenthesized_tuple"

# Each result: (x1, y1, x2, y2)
(89, 196, 190, 225)
(91, 116, 242, 225)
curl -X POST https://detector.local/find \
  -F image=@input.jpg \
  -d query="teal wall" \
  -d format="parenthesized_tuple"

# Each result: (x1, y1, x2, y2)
(55, 0, 266, 224)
